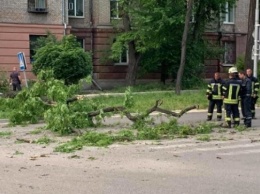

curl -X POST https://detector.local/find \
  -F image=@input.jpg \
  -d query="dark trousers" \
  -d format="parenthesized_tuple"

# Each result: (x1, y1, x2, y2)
(12, 83, 21, 91)
(207, 100, 222, 120)
(241, 96, 252, 127)
(251, 97, 258, 118)
(225, 104, 240, 127)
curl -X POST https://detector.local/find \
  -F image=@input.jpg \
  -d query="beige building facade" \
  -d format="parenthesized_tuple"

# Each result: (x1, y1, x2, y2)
(0, 0, 252, 84)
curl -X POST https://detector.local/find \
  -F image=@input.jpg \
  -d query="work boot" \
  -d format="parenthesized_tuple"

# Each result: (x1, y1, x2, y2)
(207, 117, 212, 121)
(244, 119, 252, 128)
(222, 121, 231, 128)
(234, 121, 240, 127)
(245, 123, 252, 128)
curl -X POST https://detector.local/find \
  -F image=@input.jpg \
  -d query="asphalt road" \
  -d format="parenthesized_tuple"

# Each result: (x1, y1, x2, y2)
(0, 109, 260, 194)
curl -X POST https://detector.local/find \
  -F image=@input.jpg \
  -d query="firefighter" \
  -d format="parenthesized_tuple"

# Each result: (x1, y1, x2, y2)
(238, 71, 252, 127)
(246, 68, 259, 119)
(206, 72, 224, 121)
(222, 67, 241, 128)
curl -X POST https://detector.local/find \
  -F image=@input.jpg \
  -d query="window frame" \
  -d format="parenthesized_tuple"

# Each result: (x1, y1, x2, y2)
(110, 0, 122, 20)
(29, 35, 47, 63)
(28, 0, 48, 13)
(68, 0, 84, 18)
(114, 47, 129, 66)
(223, 41, 236, 65)
(223, 2, 235, 24)
(76, 37, 85, 50)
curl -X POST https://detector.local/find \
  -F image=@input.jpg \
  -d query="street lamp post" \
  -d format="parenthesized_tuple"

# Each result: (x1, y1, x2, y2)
(254, 0, 259, 78)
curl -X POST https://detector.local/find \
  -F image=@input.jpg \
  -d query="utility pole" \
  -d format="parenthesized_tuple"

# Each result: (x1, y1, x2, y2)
(254, 0, 259, 77)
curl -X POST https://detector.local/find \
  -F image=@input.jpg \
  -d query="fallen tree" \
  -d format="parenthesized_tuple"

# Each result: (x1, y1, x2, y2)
(68, 98, 198, 123)
(0, 70, 198, 135)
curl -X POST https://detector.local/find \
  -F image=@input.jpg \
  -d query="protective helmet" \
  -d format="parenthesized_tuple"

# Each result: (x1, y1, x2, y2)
(228, 67, 238, 73)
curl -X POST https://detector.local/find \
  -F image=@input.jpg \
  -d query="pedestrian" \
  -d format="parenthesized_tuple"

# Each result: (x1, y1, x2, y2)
(206, 72, 224, 121)
(9, 67, 21, 91)
(239, 71, 252, 127)
(222, 67, 242, 128)
(246, 68, 259, 119)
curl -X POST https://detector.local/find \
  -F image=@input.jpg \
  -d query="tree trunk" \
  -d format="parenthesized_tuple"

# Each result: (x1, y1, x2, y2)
(122, 10, 139, 86)
(160, 60, 168, 85)
(245, 0, 256, 70)
(126, 41, 140, 86)
(175, 0, 194, 94)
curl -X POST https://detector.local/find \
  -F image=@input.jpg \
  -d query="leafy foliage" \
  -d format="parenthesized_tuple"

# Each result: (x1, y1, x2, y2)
(109, 0, 237, 88)
(0, 68, 9, 92)
(0, 131, 12, 137)
(32, 34, 92, 85)
(235, 55, 245, 72)
(55, 132, 113, 153)
(123, 87, 134, 108)
(3, 70, 79, 127)
(33, 136, 55, 145)
(134, 119, 215, 139)
(54, 120, 217, 153)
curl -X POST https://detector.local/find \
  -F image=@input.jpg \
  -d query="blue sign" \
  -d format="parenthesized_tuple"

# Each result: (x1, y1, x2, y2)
(17, 52, 27, 71)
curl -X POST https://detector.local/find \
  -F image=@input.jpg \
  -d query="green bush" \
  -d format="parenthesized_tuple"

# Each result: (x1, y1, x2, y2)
(32, 34, 92, 85)
(0, 70, 9, 92)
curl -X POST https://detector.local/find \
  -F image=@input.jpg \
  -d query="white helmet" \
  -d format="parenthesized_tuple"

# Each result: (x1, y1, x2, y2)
(228, 67, 238, 73)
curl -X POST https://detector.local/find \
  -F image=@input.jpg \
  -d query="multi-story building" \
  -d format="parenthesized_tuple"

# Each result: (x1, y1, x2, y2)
(0, 0, 251, 86)
(204, 0, 249, 78)
(0, 0, 68, 79)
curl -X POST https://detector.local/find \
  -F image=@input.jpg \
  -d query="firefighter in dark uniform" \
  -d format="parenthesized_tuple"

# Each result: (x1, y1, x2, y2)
(222, 67, 241, 128)
(239, 71, 252, 127)
(206, 72, 224, 121)
(246, 68, 259, 119)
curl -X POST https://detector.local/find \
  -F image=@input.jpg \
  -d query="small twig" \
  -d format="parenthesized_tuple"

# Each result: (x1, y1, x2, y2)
(16, 138, 33, 143)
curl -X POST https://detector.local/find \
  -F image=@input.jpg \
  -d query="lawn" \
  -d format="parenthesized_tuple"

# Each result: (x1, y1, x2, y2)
(91, 90, 208, 112)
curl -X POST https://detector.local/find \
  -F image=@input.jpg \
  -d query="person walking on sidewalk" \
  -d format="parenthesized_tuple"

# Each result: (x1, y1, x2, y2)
(222, 68, 241, 128)
(206, 72, 224, 121)
(239, 71, 252, 127)
(246, 68, 259, 119)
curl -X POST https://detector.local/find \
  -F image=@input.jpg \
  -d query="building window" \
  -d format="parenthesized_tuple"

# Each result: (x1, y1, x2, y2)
(110, 0, 122, 19)
(114, 46, 129, 65)
(29, 35, 46, 63)
(223, 2, 234, 24)
(76, 38, 85, 49)
(223, 41, 236, 65)
(68, 0, 84, 17)
(28, 0, 48, 13)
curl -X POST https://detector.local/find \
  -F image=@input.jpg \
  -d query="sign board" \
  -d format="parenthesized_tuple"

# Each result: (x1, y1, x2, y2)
(17, 52, 28, 88)
(17, 52, 27, 71)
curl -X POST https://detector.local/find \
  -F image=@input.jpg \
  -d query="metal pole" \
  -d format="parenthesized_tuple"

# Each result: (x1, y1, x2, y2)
(23, 70, 28, 88)
(254, 0, 259, 77)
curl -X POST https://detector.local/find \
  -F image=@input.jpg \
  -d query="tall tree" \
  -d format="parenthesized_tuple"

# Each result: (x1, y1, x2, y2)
(175, 0, 237, 94)
(245, 0, 256, 70)
(175, 0, 194, 94)
(111, 0, 236, 88)
(111, 0, 185, 86)
(121, 2, 141, 86)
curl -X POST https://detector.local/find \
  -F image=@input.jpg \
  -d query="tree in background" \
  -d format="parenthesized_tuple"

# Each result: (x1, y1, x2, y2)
(110, 0, 185, 86)
(176, 0, 237, 93)
(176, 0, 194, 94)
(110, 0, 236, 90)
(32, 34, 92, 85)
(244, 0, 256, 70)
